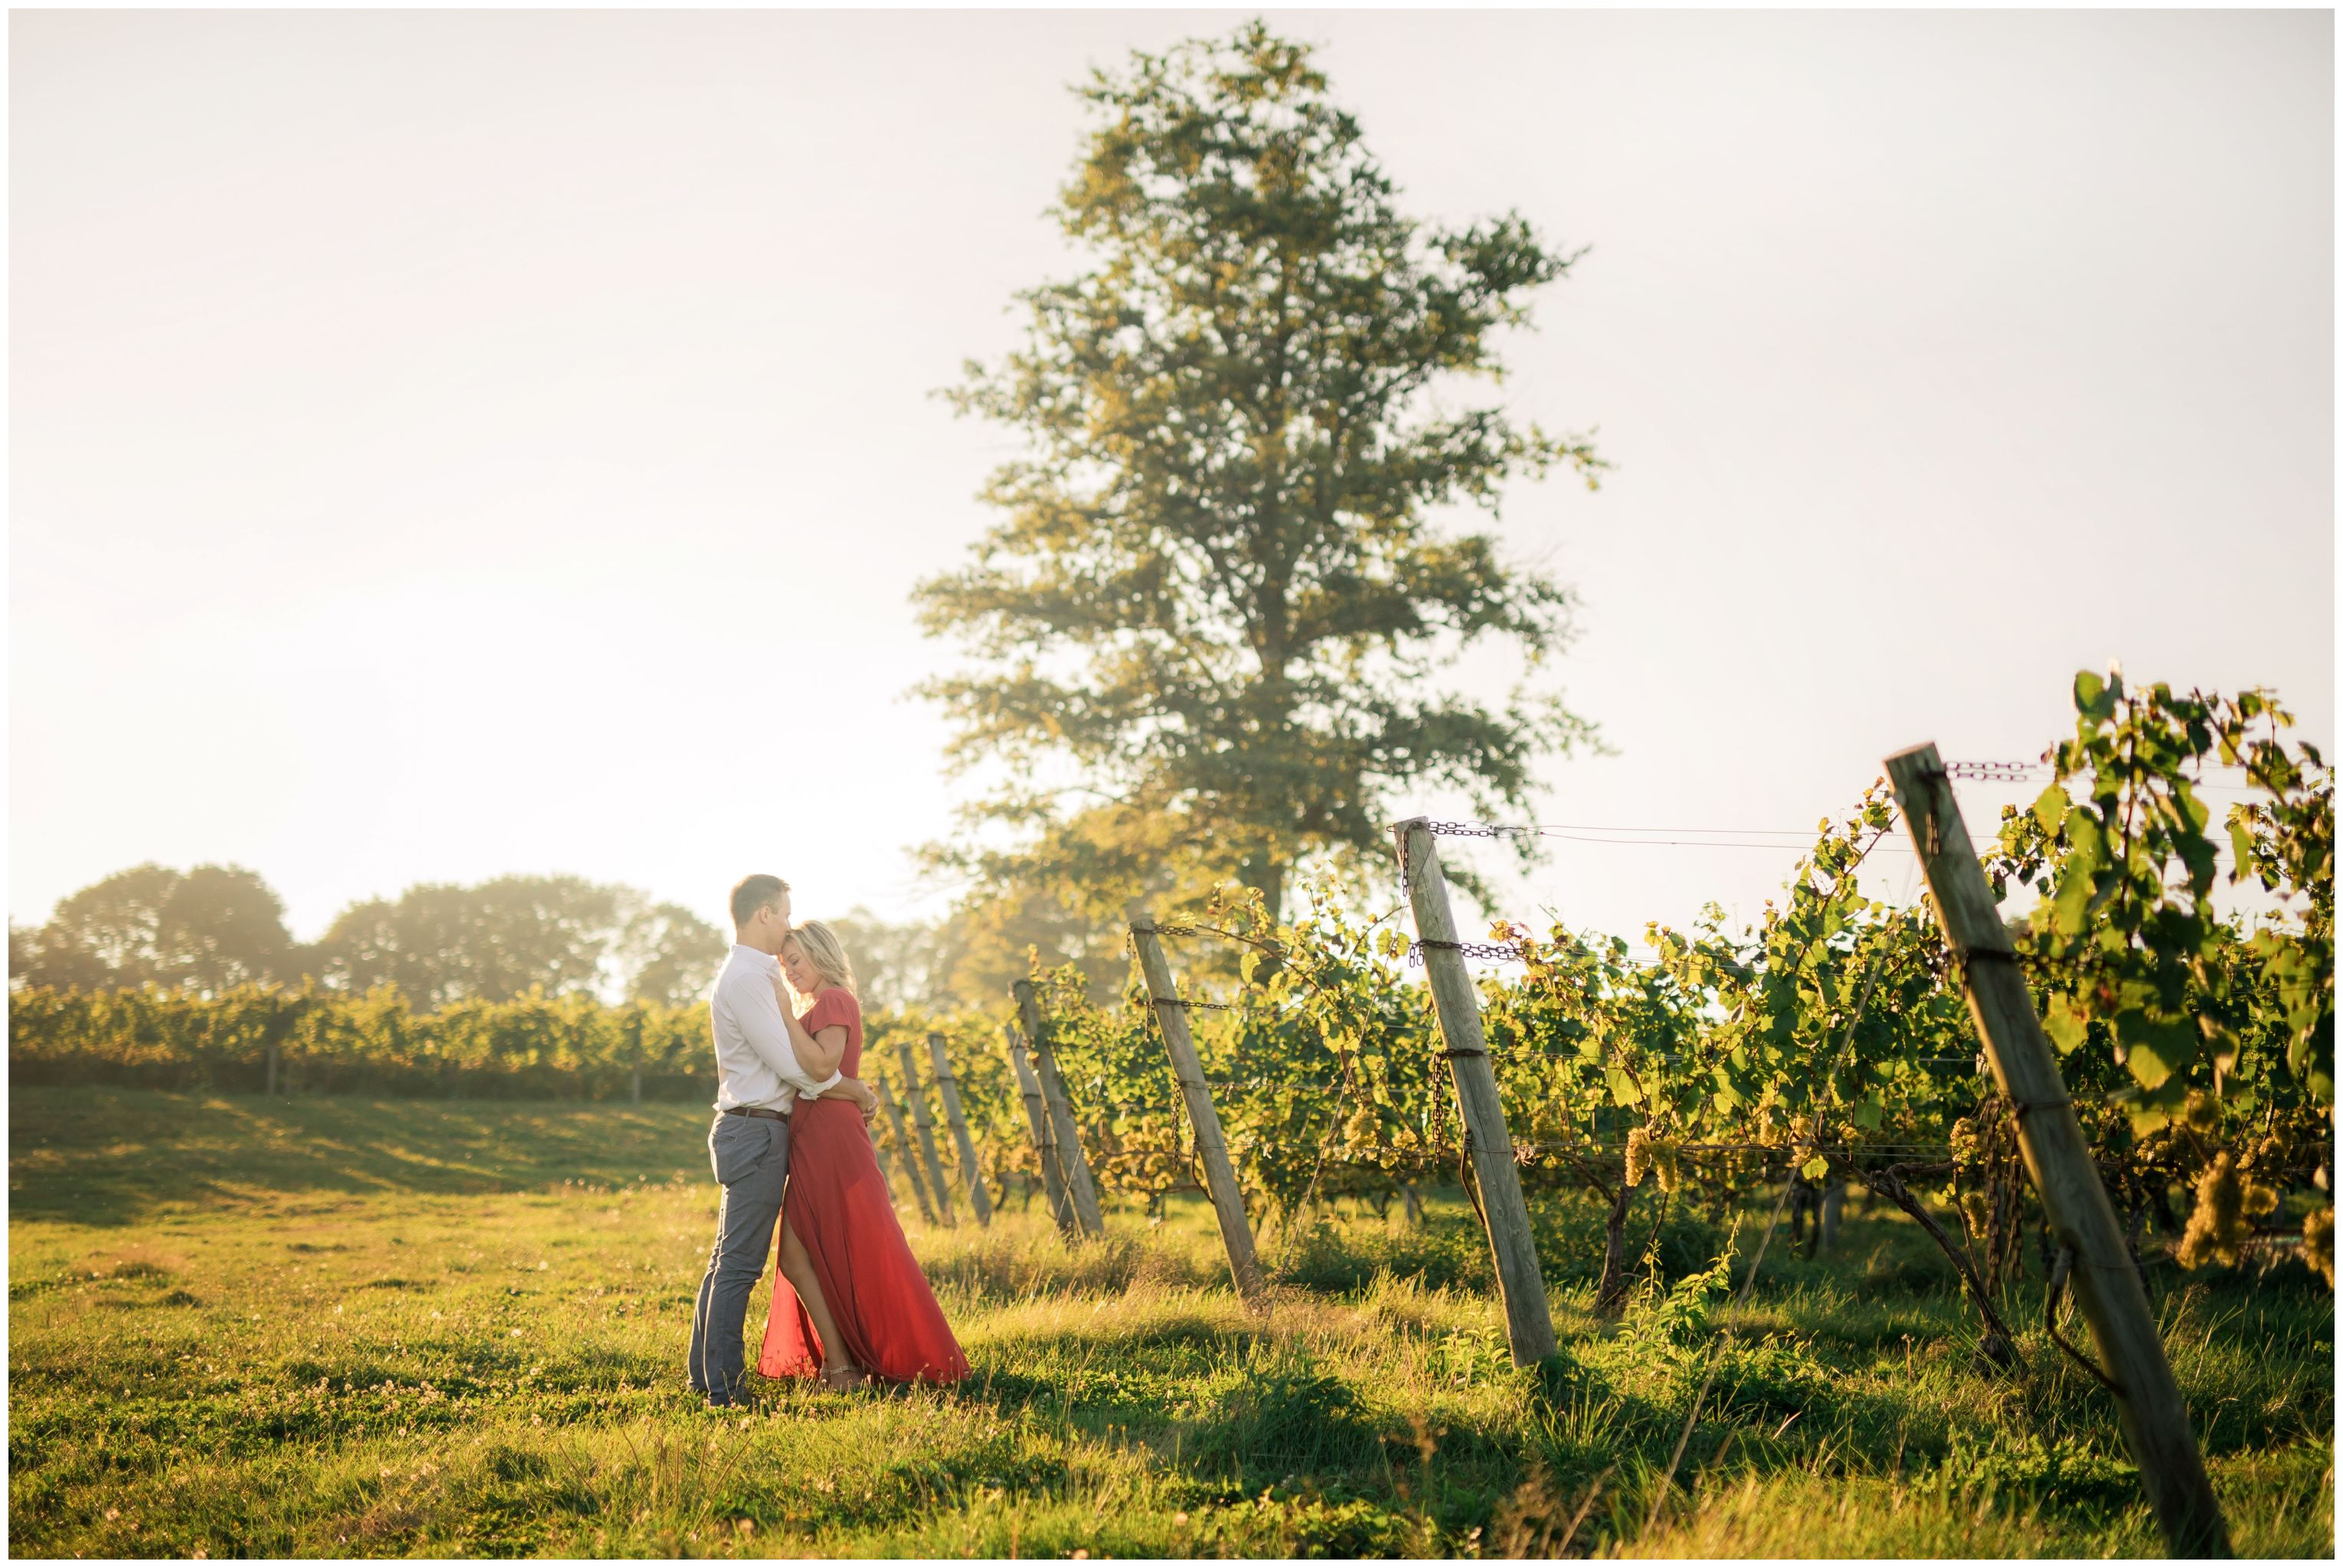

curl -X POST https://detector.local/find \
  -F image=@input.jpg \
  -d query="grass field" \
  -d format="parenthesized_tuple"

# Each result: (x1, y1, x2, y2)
(8, 1087, 2332, 1558)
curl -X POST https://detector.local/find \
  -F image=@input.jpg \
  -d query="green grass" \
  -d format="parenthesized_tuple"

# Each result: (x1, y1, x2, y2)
(8, 1086, 2331, 1557)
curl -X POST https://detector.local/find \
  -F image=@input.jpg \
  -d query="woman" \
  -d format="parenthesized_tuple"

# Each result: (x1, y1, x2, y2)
(756, 920, 969, 1389)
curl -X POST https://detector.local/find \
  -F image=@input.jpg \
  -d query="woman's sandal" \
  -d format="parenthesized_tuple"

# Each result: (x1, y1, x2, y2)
(819, 1365, 870, 1392)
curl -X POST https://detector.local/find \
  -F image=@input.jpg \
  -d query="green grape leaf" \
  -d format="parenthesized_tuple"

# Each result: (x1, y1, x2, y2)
(2118, 1075, 2190, 1137)
(2074, 669, 2117, 722)
(1850, 1098, 1884, 1131)
(2031, 785, 2069, 835)
(2229, 815, 2260, 884)
(2044, 996, 2089, 1055)
(1800, 1155, 1830, 1180)
(2116, 1008, 2199, 1090)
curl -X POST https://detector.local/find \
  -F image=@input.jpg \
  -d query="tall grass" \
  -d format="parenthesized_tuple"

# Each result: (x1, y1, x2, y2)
(8, 1087, 2330, 1558)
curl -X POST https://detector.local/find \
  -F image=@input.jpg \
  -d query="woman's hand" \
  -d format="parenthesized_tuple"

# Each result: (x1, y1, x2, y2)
(773, 974, 833, 1068)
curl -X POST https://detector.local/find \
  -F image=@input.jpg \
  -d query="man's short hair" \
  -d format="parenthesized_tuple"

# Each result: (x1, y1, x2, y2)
(730, 874, 790, 929)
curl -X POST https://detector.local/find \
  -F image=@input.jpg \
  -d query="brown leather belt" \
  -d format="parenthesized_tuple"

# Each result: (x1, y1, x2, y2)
(722, 1104, 788, 1123)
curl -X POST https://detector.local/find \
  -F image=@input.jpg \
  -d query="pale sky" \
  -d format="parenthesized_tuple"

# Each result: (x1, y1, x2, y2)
(11, 8, 2333, 948)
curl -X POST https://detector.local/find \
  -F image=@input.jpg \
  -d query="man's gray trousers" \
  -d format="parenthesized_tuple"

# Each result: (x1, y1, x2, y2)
(687, 1111, 789, 1404)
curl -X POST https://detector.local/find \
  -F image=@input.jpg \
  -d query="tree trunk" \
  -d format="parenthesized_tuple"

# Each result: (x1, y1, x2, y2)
(1819, 1180, 1846, 1256)
(1595, 1176, 1637, 1316)
(1239, 850, 1288, 937)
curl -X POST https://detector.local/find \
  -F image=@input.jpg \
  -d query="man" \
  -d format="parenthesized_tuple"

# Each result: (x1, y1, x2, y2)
(687, 873, 878, 1407)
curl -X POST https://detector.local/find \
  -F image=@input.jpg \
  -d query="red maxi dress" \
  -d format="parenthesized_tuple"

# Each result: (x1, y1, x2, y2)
(757, 986, 969, 1385)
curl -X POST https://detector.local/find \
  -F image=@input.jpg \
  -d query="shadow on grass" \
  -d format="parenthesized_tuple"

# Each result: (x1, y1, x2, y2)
(9, 1086, 710, 1226)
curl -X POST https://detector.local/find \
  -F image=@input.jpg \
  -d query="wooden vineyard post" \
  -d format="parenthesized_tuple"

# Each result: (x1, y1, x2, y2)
(894, 1040, 959, 1226)
(629, 1066, 642, 1106)
(1885, 743, 2229, 1557)
(1014, 980, 1106, 1237)
(1127, 902, 1267, 1305)
(875, 1072, 939, 1226)
(928, 1032, 995, 1227)
(1006, 1024, 1078, 1237)
(1393, 817, 1559, 1367)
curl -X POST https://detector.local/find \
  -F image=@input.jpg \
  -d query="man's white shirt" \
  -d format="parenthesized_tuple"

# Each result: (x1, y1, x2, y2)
(709, 944, 842, 1113)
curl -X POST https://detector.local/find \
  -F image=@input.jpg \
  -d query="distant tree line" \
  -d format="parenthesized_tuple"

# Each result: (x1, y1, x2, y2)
(7, 862, 1003, 1013)
(8, 864, 726, 1008)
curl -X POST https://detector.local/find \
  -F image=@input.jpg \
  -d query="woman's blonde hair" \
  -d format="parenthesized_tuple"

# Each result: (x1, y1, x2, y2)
(784, 919, 856, 996)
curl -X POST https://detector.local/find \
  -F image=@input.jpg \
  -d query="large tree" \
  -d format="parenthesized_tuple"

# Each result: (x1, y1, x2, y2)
(312, 875, 701, 1009)
(916, 21, 1602, 923)
(8, 862, 293, 993)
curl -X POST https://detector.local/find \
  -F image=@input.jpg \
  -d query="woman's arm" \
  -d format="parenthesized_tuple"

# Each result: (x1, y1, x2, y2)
(797, 1025, 850, 1080)
(771, 973, 850, 1080)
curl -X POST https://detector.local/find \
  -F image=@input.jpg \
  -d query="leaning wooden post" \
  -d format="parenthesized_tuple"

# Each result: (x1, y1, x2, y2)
(1127, 902, 1266, 1305)
(1393, 817, 1558, 1367)
(929, 1032, 995, 1228)
(874, 1072, 939, 1226)
(895, 1040, 959, 1226)
(1886, 743, 2229, 1557)
(1014, 980, 1106, 1236)
(1006, 1024, 1078, 1237)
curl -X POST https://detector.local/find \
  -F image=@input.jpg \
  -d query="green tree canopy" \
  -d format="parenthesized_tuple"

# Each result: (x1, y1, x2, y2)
(154, 864, 295, 992)
(9, 862, 293, 994)
(13, 863, 726, 1008)
(314, 875, 720, 1009)
(609, 897, 728, 1009)
(916, 19, 1603, 926)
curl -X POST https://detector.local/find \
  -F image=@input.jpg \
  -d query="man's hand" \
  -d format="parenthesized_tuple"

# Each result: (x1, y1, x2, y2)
(836, 1077, 879, 1125)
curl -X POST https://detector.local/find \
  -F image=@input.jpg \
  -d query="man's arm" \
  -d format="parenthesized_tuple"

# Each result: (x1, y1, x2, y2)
(728, 970, 877, 1117)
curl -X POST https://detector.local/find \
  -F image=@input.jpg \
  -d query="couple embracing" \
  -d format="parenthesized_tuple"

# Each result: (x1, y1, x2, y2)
(686, 873, 968, 1407)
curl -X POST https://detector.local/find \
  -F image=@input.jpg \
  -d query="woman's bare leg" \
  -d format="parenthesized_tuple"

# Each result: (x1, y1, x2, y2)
(777, 1214, 861, 1379)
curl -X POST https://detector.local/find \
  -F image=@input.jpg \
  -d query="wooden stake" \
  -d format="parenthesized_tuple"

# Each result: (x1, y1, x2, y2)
(895, 1040, 958, 1226)
(1127, 902, 1266, 1304)
(929, 1032, 995, 1227)
(1885, 742, 2229, 1557)
(1014, 979, 1105, 1236)
(1394, 817, 1558, 1367)
(629, 1065, 642, 1106)
(1006, 1023, 1078, 1237)
(1819, 1180, 1846, 1256)
(874, 1072, 938, 1226)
